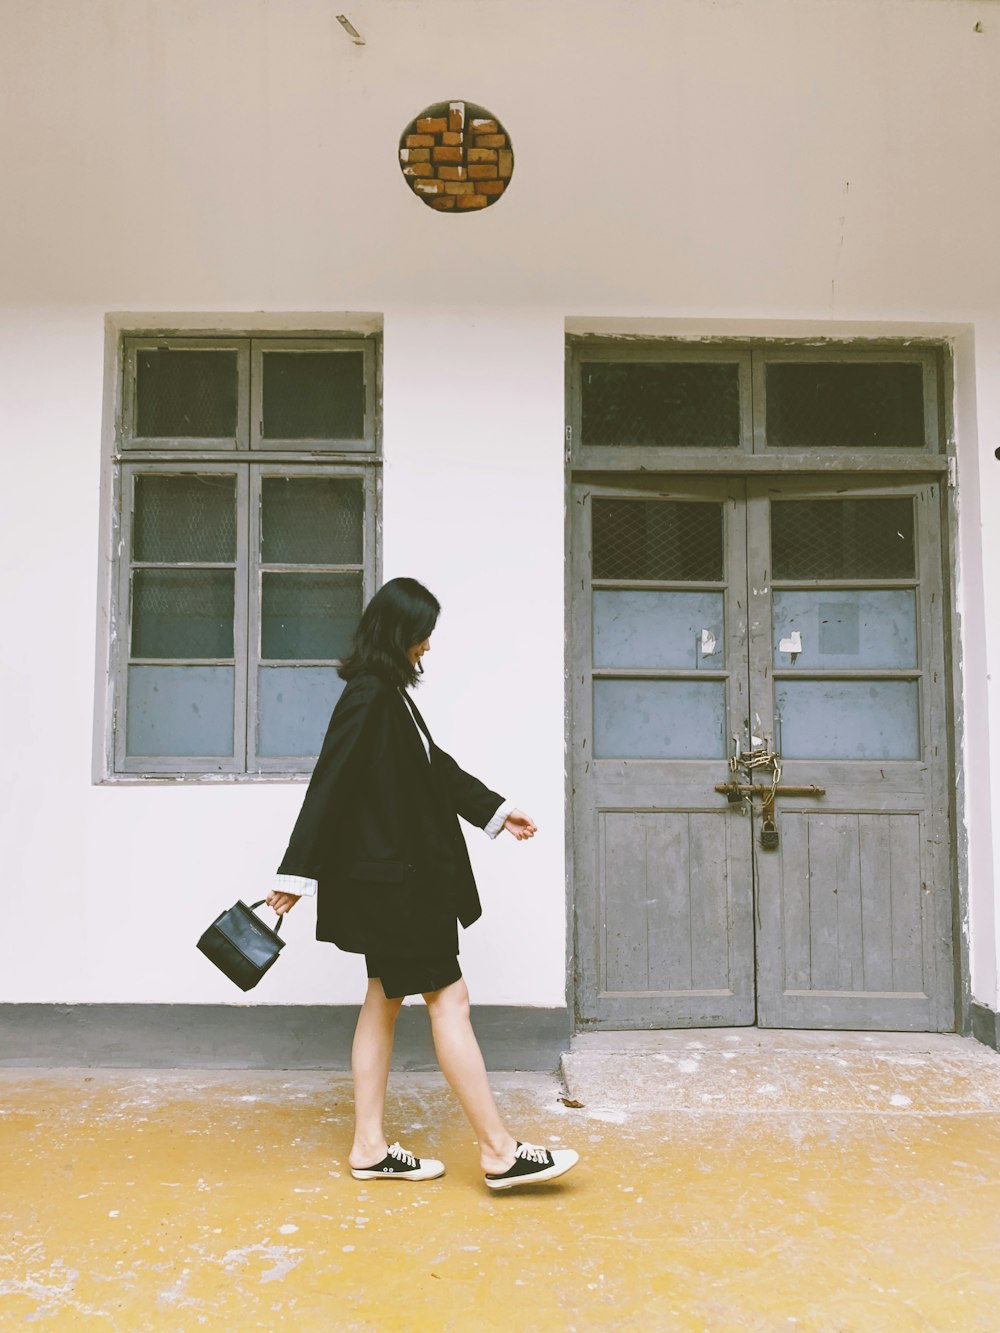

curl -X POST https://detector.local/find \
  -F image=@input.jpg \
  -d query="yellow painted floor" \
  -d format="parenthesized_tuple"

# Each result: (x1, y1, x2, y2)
(2, 1033, 1000, 1331)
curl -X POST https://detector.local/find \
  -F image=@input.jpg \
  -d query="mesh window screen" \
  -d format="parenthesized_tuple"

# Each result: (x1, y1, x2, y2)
(133, 474, 236, 563)
(593, 500, 724, 581)
(766, 362, 925, 448)
(261, 351, 365, 440)
(135, 349, 239, 438)
(261, 571, 363, 660)
(581, 362, 740, 448)
(771, 498, 915, 580)
(261, 477, 364, 565)
(131, 569, 235, 659)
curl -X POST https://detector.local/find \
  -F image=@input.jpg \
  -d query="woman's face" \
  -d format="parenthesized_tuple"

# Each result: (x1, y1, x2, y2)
(407, 637, 431, 668)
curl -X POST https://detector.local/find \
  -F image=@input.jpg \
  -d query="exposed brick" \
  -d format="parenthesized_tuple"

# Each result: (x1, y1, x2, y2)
(468, 163, 498, 179)
(467, 148, 497, 164)
(457, 194, 488, 209)
(474, 133, 506, 148)
(399, 147, 431, 163)
(414, 177, 445, 194)
(448, 102, 465, 132)
(440, 131, 463, 146)
(498, 149, 513, 178)
(403, 161, 434, 177)
(444, 180, 474, 195)
(430, 195, 456, 210)
(477, 179, 506, 196)
(417, 116, 448, 133)
(432, 145, 464, 164)
(437, 165, 467, 180)
(469, 118, 498, 134)
(406, 133, 435, 148)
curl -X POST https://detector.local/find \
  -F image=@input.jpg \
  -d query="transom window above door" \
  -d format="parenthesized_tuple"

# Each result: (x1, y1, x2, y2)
(105, 334, 380, 780)
(568, 344, 943, 467)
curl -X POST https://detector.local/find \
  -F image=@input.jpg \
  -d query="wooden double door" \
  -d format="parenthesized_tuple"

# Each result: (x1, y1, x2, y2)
(571, 475, 956, 1030)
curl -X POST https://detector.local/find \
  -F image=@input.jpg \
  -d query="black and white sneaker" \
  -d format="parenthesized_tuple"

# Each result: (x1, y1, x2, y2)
(484, 1141, 579, 1190)
(351, 1141, 445, 1181)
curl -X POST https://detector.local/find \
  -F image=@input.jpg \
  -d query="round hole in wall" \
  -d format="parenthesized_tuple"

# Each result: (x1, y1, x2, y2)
(399, 101, 513, 213)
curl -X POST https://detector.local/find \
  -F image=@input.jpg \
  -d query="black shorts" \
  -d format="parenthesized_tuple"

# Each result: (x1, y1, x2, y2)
(365, 953, 462, 1000)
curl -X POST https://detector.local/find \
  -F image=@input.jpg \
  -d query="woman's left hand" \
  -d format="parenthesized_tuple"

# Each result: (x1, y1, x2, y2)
(266, 891, 301, 915)
(503, 809, 537, 840)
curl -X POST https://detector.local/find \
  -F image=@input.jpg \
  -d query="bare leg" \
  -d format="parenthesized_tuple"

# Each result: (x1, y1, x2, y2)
(423, 978, 517, 1174)
(348, 978, 404, 1169)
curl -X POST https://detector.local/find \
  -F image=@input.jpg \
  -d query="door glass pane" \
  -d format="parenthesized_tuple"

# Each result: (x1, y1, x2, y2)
(594, 590, 724, 669)
(131, 570, 234, 658)
(261, 350, 365, 440)
(126, 665, 234, 756)
(135, 349, 238, 438)
(593, 500, 724, 581)
(133, 474, 236, 563)
(261, 477, 364, 565)
(772, 590, 917, 669)
(766, 362, 925, 448)
(776, 680, 919, 759)
(771, 498, 915, 579)
(581, 362, 741, 448)
(257, 667, 345, 756)
(261, 572, 363, 660)
(594, 680, 726, 759)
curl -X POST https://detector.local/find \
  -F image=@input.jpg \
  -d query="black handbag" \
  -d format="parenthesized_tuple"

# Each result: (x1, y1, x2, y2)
(196, 899, 285, 992)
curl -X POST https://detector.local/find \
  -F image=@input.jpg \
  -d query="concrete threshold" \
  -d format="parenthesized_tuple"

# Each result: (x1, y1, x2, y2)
(561, 1028, 1000, 1116)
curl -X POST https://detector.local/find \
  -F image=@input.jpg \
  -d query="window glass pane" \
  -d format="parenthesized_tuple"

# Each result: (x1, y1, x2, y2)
(261, 571, 363, 660)
(593, 500, 724, 581)
(261, 477, 364, 565)
(133, 474, 236, 563)
(131, 570, 234, 659)
(261, 350, 365, 440)
(126, 665, 234, 756)
(594, 680, 726, 759)
(766, 362, 925, 448)
(257, 667, 345, 757)
(581, 362, 740, 448)
(593, 591, 724, 669)
(773, 591, 917, 669)
(775, 680, 919, 760)
(771, 499, 915, 580)
(135, 349, 238, 438)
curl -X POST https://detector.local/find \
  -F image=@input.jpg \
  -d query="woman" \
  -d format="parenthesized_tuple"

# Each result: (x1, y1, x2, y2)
(266, 577, 578, 1191)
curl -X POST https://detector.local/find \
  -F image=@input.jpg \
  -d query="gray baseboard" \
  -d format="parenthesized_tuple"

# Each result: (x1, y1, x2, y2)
(0, 1004, 572, 1071)
(971, 1001, 1000, 1052)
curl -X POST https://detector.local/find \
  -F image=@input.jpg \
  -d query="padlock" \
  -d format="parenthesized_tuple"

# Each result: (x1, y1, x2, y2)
(760, 818, 780, 850)
(727, 788, 744, 805)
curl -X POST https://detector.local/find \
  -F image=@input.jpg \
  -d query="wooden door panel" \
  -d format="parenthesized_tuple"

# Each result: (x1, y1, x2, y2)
(751, 479, 954, 1031)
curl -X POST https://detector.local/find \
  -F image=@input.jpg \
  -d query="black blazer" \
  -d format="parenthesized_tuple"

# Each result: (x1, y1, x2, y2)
(277, 673, 505, 957)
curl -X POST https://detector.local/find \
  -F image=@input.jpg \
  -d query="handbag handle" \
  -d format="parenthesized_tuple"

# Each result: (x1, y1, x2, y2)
(249, 899, 283, 933)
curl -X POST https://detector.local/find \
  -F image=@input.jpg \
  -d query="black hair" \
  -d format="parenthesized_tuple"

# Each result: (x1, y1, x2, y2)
(338, 577, 441, 689)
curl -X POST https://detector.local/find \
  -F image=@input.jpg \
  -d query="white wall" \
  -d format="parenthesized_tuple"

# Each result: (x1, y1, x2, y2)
(1, 0, 999, 1011)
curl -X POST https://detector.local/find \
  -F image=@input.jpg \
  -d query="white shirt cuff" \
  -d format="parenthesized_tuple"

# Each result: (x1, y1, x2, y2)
(275, 874, 317, 898)
(484, 800, 516, 840)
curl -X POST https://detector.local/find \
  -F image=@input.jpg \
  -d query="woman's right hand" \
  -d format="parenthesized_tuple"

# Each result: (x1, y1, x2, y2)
(503, 809, 538, 841)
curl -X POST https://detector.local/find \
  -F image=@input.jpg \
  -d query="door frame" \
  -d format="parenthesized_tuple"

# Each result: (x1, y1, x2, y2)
(564, 336, 968, 1035)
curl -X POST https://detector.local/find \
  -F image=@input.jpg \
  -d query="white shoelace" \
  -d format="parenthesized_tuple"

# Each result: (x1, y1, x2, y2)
(387, 1142, 417, 1168)
(515, 1142, 548, 1164)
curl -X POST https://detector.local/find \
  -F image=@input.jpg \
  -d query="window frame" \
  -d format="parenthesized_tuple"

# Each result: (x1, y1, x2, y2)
(105, 329, 381, 783)
(248, 462, 378, 773)
(567, 340, 947, 474)
(122, 337, 252, 452)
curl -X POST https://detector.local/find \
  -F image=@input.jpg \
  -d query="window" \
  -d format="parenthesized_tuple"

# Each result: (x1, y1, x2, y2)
(109, 335, 379, 777)
(569, 344, 942, 465)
